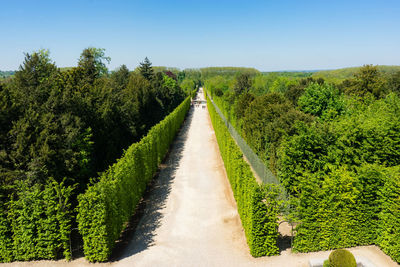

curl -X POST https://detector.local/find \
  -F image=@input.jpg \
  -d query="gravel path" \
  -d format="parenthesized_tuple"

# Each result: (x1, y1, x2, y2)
(3, 90, 398, 267)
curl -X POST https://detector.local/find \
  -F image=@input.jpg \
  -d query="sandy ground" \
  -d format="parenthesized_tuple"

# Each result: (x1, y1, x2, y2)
(3, 90, 398, 267)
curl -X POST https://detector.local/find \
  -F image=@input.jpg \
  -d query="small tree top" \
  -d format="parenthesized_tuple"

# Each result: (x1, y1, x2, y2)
(139, 57, 154, 81)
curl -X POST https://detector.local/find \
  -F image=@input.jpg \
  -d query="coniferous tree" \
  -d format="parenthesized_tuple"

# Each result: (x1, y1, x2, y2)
(139, 57, 154, 81)
(78, 47, 110, 84)
(111, 64, 130, 91)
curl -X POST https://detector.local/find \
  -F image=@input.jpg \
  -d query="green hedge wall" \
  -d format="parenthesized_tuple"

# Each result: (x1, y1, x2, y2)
(377, 166, 400, 263)
(0, 179, 73, 262)
(292, 164, 400, 264)
(0, 198, 13, 262)
(77, 96, 190, 262)
(293, 166, 376, 252)
(206, 94, 280, 257)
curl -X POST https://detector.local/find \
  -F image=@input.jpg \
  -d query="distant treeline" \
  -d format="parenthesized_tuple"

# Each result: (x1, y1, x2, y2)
(312, 65, 400, 83)
(0, 71, 15, 80)
(262, 71, 315, 78)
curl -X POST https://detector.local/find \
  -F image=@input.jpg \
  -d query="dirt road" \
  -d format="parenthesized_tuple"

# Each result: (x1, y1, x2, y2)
(3, 90, 398, 267)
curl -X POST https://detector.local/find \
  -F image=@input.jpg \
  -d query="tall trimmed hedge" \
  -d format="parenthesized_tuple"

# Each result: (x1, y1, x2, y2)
(291, 164, 400, 264)
(0, 194, 14, 262)
(377, 166, 400, 263)
(293, 166, 377, 252)
(77, 96, 190, 262)
(206, 94, 280, 257)
(0, 179, 74, 262)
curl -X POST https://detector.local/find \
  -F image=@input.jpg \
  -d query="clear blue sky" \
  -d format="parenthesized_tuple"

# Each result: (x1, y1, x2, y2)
(1, 0, 399, 71)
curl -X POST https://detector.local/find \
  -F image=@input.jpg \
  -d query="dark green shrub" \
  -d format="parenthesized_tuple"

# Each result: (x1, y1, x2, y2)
(77, 96, 190, 262)
(328, 249, 356, 267)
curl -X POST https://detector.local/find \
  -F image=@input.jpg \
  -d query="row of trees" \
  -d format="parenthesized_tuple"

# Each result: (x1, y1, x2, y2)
(206, 65, 400, 263)
(0, 48, 190, 261)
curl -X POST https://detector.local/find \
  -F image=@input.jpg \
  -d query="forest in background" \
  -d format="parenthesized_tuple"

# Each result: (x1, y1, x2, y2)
(311, 65, 400, 83)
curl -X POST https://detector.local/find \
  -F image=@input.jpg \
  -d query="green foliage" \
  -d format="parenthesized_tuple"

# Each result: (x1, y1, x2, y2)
(335, 93, 400, 167)
(204, 75, 230, 97)
(2, 179, 74, 261)
(200, 67, 259, 79)
(152, 66, 180, 74)
(278, 121, 334, 194)
(0, 49, 187, 263)
(0, 195, 13, 262)
(235, 92, 255, 120)
(1, 48, 185, 186)
(177, 69, 202, 86)
(205, 65, 400, 263)
(180, 78, 197, 95)
(242, 93, 312, 173)
(279, 93, 400, 194)
(377, 166, 400, 263)
(312, 65, 400, 83)
(388, 71, 400, 94)
(234, 73, 252, 95)
(264, 71, 314, 78)
(298, 83, 345, 120)
(77, 96, 190, 262)
(78, 47, 110, 82)
(0, 70, 15, 80)
(206, 93, 280, 257)
(328, 249, 356, 267)
(155, 72, 186, 113)
(251, 73, 312, 96)
(1, 50, 96, 186)
(292, 166, 376, 252)
(345, 65, 387, 99)
(284, 77, 323, 106)
(111, 65, 130, 90)
(252, 74, 273, 95)
(277, 91, 400, 263)
(138, 57, 154, 81)
(203, 65, 400, 264)
(269, 77, 297, 94)
(163, 73, 177, 90)
(323, 259, 330, 267)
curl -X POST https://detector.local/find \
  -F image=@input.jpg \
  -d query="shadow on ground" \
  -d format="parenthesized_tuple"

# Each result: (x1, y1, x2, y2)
(277, 219, 294, 253)
(110, 107, 195, 261)
(278, 234, 292, 252)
